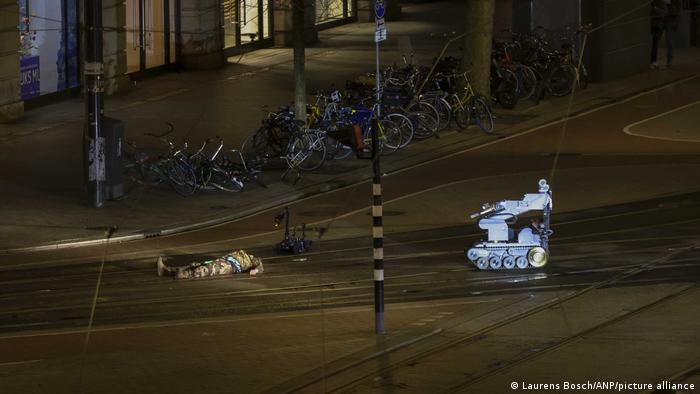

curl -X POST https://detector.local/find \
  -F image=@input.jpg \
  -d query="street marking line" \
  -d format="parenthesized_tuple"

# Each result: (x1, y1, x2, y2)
(0, 359, 42, 367)
(2, 201, 697, 271)
(622, 99, 700, 142)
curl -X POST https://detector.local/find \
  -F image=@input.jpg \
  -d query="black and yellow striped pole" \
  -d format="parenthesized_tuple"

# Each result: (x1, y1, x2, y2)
(371, 117, 385, 334)
(372, 0, 386, 335)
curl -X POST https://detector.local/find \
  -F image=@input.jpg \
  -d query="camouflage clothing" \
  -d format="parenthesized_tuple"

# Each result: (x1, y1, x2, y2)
(158, 250, 263, 279)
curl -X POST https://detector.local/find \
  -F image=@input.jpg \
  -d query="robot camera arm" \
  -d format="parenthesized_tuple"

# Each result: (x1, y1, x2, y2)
(469, 203, 504, 220)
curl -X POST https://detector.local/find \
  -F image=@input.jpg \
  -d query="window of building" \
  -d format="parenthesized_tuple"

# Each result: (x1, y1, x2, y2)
(18, 0, 79, 100)
(126, 0, 177, 74)
(222, 0, 272, 50)
(315, 0, 353, 26)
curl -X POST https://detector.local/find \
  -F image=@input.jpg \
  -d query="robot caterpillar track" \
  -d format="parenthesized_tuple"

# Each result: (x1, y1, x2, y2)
(466, 244, 549, 270)
(465, 179, 553, 271)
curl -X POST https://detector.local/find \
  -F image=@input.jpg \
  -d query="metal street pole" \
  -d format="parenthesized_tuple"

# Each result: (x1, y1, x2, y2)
(293, 0, 306, 124)
(372, 0, 386, 335)
(372, 115, 384, 335)
(84, 0, 105, 208)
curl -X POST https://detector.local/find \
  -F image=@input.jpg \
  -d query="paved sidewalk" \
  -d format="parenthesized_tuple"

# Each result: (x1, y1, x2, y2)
(1, 0, 699, 251)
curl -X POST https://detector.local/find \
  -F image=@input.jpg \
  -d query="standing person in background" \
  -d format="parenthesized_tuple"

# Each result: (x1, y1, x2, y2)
(651, 0, 681, 69)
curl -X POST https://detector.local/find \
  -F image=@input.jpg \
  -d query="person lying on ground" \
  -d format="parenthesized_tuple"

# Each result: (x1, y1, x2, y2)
(157, 250, 264, 279)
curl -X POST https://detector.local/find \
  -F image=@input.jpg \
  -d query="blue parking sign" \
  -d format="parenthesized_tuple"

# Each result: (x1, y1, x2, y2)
(374, 0, 386, 19)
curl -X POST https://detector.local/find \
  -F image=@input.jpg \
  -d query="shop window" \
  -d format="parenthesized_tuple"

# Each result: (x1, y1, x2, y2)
(18, 0, 79, 100)
(222, 0, 272, 49)
(316, 0, 346, 25)
(126, 0, 176, 73)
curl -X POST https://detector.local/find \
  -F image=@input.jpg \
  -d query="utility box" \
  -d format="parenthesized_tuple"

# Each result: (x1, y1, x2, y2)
(103, 117, 124, 200)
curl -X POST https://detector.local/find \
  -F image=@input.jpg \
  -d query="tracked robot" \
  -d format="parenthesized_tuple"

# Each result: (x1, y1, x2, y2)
(466, 179, 553, 270)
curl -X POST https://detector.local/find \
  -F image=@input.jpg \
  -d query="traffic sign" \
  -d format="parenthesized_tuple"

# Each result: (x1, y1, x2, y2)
(375, 28, 386, 42)
(374, 0, 387, 42)
(374, 0, 386, 20)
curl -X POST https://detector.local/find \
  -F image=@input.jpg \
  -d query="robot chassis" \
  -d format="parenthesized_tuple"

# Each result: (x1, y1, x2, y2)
(465, 179, 553, 270)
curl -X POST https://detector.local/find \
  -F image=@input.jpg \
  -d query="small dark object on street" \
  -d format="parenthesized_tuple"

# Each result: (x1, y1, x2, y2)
(274, 206, 312, 254)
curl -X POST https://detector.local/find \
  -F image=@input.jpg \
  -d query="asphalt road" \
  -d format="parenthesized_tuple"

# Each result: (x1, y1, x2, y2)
(0, 191, 699, 333)
(1, 76, 699, 393)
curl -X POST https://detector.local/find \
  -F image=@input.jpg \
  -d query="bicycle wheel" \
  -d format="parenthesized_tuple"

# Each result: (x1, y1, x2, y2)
(453, 100, 470, 131)
(409, 101, 440, 134)
(362, 123, 384, 157)
(407, 111, 437, 140)
(386, 113, 414, 148)
(425, 96, 452, 131)
(514, 64, 537, 101)
(209, 165, 244, 192)
(470, 96, 495, 134)
(325, 136, 354, 160)
(191, 156, 212, 191)
(286, 131, 327, 172)
(379, 119, 402, 154)
(162, 157, 197, 196)
(141, 162, 165, 186)
(246, 128, 271, 160)
(546, 64, 576, 97)
(494, 69, 519, 110)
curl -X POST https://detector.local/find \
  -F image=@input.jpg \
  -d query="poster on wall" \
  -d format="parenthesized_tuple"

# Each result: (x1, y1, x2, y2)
(18, 0, 79, 100)
(20, 56, 40, 99)
(18, 0, 39, 100)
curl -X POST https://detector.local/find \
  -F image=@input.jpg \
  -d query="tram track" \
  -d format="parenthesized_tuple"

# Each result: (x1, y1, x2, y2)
(0, 241, 694, 315)
(279, 242, 699, 393)
(3, 260, 698, 337)
(0, 223, 694, 288)
(0, 241, 697, 335)
(2, 248, 697, 320)
(442, 284, 700, 393)
(1, 190, 698, 269)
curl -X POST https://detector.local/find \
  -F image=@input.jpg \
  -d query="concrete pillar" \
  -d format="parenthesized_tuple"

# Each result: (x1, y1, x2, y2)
(274, 0, 318, 47)
(0, 0, 24, 122)
(462, 0, 495, 97)
(357, 0, 372, 22)
(103, 0, 130, 94)
(180, 0, 225, 68)
(357, 0, 401, 23)
(582, 0, 649, 82)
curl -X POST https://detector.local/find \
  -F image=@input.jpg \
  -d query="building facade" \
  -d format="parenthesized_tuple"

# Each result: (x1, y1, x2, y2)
(506, 0, 698, 82)
(0, 0, 361, 120)
(1, 0, 24, 121)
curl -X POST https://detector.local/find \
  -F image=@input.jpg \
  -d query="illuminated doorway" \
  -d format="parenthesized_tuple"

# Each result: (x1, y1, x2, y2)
(126, 0, 177, 73)
(222, 0, 273, 53)
(316, 0, 355, 28)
